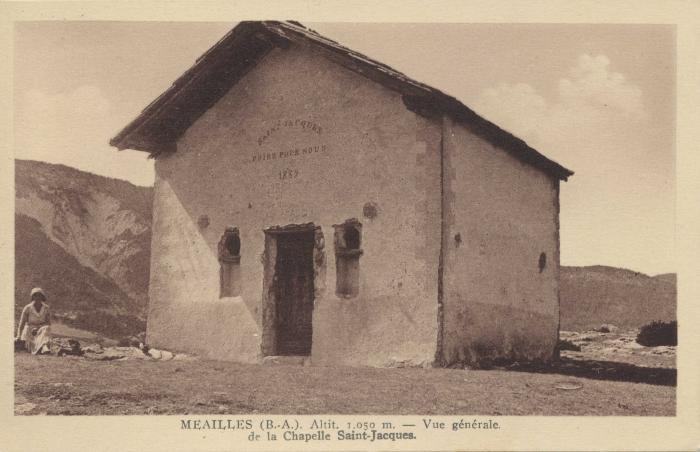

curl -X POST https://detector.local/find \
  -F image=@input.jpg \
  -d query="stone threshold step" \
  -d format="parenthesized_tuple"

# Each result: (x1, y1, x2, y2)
(261, 355, 311, 366)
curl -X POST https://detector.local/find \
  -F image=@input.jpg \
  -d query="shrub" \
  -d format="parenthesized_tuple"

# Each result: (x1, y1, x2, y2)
(595, 324, 618, 333)
(636, 320, 677, 346)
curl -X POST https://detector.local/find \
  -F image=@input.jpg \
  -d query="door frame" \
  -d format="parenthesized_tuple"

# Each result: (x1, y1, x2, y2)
(261, 223, 323, 357)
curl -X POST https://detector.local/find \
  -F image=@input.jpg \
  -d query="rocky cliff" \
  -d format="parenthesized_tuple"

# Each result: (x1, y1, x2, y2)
(15, 159, 152, 337)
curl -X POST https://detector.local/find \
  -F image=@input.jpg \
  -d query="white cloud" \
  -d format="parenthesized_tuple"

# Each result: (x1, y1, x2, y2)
(15, 85, 154, 186)
(558, 54, 644, 118)
(471, 54, 646, 153)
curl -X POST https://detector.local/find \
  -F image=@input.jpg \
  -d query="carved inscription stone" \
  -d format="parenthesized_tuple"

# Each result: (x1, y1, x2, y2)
(251, 145, 328, 163)
(257, 118, 323, 146)
(250, 118, 328, 181)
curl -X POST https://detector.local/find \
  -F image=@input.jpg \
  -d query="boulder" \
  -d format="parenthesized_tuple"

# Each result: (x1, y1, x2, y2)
(596, 324, 618, 333)
(123, 347, 151, 360)
(85, 349, 125, 361)
(82, 344, 103, 354)
(148, 348, 162, 359)
(57, 340, 84, 357)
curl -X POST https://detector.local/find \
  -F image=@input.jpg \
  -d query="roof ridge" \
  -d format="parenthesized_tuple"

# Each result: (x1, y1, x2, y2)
(110, 21, 573, 180)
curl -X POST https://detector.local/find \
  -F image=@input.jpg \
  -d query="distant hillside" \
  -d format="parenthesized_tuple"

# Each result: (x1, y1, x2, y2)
(15, 159, 152, 337)
(560, 265, 676, 331)
(15, 214, 145, 337)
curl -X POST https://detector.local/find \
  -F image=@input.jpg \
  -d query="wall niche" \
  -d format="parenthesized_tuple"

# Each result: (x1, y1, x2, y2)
(218, 227, 241, 297)
(333, 219, 363, 298)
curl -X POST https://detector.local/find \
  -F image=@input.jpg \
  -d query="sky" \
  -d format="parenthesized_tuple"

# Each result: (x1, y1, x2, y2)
(13, 22, 675, 275)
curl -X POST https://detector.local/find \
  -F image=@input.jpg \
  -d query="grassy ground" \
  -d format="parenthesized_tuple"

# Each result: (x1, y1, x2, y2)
(15, 353, 674, 416)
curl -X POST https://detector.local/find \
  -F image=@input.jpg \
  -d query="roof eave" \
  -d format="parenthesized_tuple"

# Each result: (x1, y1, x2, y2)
(109, 21, 272, 155)
(109, 20, 574, 180)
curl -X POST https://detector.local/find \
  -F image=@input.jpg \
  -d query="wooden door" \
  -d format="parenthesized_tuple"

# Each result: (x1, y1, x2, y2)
(274, 231, 315, 355)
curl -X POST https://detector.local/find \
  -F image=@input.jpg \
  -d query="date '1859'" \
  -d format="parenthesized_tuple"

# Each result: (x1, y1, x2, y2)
(279, 168, 299, 180)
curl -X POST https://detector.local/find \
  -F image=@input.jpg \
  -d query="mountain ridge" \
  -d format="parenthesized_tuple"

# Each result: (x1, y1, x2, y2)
(560, 265, 676, 330)
(562, 264, 674, 279)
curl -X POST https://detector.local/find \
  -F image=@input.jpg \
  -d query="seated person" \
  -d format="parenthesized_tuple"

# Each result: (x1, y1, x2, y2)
(16, 287, 52, 355)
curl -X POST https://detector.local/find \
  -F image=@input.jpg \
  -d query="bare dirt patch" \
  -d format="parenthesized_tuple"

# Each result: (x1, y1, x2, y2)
(15, 350, 674, 416)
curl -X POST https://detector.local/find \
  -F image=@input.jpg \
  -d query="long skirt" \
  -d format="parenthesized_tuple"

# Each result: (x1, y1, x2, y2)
(21, 324, 51, 354)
